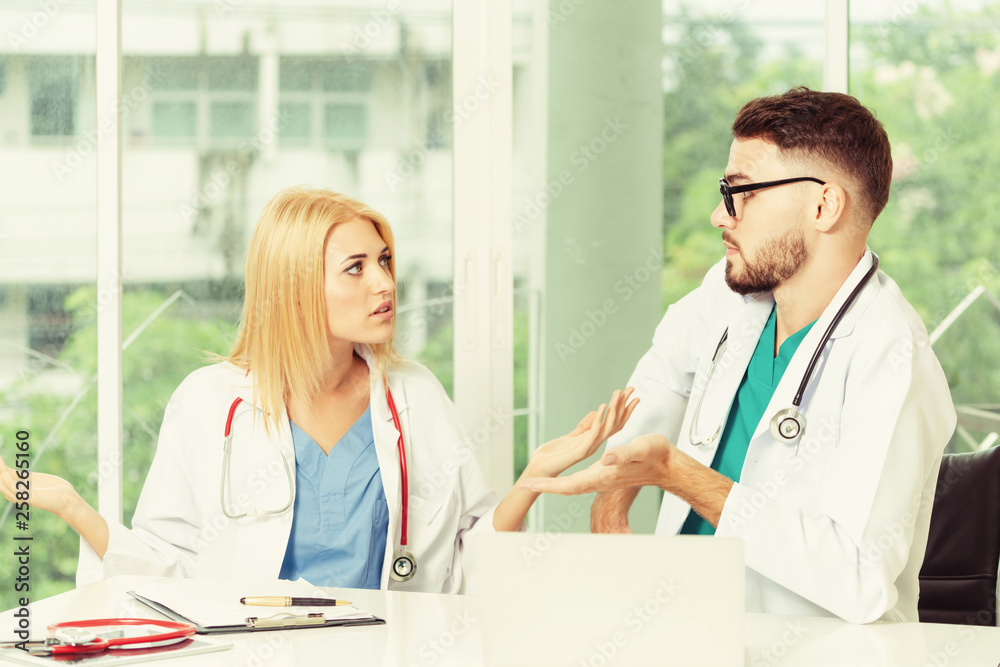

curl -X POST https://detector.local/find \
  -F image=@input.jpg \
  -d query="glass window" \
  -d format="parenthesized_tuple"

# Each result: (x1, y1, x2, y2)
(142, 56, 258, 147)
(210, 101, 255, 138)
(0, 32, 97, 609)
(279, 57, 373, 150)
(660, 1, 824, 308)
(851, 0, 1000, 451)
(121, 0, 454, 580)
(320, 61, 373, 92)
(278, 101, 312, 140)
(324, 102, 367, 145)
(151, 101, 196, 138)
(27, 56, 80, 138)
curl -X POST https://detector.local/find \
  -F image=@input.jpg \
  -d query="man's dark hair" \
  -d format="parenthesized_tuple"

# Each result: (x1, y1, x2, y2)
(732, 87, 892, 226)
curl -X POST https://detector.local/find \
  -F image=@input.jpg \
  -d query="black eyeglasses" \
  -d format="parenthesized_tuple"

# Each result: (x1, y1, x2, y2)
(718, 177, 826, 217)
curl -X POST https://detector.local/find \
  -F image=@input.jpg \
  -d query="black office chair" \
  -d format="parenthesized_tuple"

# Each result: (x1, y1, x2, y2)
(918, 445, 1000, 625)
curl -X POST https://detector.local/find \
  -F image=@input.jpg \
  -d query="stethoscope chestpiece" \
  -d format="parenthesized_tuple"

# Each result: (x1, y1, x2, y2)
(769, 407, 805, 443)
(390, 549, 417, 582)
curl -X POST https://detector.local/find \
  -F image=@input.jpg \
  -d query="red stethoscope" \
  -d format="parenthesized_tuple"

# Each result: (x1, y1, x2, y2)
(1, 618, 195, 657)
(220, 384, 416, 582)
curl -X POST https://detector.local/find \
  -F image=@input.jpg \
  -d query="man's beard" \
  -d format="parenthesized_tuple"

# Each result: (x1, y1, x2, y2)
(724, 227, 808, 296)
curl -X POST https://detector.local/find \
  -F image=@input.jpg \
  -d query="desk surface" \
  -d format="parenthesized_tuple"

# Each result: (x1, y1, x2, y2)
(2, 576, 999, 667)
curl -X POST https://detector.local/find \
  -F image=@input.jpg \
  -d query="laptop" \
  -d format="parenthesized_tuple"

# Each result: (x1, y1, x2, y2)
(471, 532, 744, 667)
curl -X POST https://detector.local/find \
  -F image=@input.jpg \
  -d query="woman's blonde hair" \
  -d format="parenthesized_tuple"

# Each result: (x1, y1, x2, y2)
(224, 186, 400, 432)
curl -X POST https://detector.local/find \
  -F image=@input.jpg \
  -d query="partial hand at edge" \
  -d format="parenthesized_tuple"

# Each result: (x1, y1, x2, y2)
(0, 453, 110, 558)
(0, 453, 80, 516)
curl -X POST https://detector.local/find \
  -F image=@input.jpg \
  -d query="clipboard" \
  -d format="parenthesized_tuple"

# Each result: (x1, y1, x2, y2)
(127, 581, 385, 635)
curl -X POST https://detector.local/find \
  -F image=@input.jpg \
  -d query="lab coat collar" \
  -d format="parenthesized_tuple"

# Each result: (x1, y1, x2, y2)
(224, 363, 294, 452)
(734, 248, 878, 341)
(355, 343, 409, 591)
(745, 248, 880, 444)
(691, 292, 775, 460)
(354, 343, 411, 422)
(818, 248, 878, 340)
(224, 344, 414, 456)
(226, 345, 412, 418)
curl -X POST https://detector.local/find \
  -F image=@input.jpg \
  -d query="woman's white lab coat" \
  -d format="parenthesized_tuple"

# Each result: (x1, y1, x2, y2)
(608, 250, 956, 623)
(77, 346, 500, 593)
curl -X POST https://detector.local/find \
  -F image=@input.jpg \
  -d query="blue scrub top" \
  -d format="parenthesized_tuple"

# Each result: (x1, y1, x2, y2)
(279, 405, 389, 588)
(681, 305, 815, 535)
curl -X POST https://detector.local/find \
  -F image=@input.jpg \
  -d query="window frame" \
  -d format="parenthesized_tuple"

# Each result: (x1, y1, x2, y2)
(92, 0, 850, 518)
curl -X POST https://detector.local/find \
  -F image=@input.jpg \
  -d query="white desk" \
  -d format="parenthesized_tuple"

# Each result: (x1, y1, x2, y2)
(2, 576, 1000, 666)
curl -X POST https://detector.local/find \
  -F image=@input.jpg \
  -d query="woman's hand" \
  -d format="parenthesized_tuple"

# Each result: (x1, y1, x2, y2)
(521, 433, 675, 494)
(494, 388, 639, 531)
(0, 453, 82, 519)
(522, 388, 639, 479)
(0, 453, 110, 557)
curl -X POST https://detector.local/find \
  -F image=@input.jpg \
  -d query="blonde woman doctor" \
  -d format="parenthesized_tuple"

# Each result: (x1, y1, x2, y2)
(0, 186, 637, 594)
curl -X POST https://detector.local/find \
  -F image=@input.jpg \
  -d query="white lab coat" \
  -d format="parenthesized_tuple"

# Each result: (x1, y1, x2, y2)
(607, 250, 956, 623)
(77, 345, 500, 594)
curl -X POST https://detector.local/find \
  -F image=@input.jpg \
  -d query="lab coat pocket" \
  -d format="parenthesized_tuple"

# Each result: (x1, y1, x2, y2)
(395, 491, 458, 591)
(364, 498, 389, 588)
(408, 494, 446, 524)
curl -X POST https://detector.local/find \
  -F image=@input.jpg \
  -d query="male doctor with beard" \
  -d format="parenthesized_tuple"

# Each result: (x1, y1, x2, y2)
(524, 87, 956, 624)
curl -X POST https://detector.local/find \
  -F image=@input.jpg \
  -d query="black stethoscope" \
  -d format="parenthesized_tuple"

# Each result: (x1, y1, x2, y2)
(688, 253, 879, 448)
(220, 384, 417, 583)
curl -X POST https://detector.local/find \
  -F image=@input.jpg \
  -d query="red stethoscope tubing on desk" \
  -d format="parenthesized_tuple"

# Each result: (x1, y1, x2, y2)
(220, 384, 417, 582)
(6, 618, 196, 656)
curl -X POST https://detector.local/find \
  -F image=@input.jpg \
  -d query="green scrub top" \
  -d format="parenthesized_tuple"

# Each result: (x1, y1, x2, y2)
(680, 305, 815, 535)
